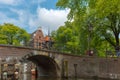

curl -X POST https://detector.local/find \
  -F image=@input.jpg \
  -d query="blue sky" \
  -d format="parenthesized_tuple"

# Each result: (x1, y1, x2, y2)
(0, 0, 69, 34)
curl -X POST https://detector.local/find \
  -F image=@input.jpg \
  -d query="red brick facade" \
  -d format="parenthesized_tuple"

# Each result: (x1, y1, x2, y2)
(29, 28, 52, 49)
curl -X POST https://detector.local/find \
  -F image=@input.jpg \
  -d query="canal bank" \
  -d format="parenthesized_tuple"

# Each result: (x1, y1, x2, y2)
(0, 56, 120, 80)
(0, 45, 120, 79)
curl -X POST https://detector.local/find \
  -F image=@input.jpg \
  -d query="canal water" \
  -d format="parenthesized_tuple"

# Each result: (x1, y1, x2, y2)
(36, 78, 102, 80)
(1, 73, 111, 80)
(20, 74, 109, 80)
(34, 77, 109, 80)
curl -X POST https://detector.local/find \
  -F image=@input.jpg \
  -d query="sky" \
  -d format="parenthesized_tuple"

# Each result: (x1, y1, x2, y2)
(0, 0, 69, 34)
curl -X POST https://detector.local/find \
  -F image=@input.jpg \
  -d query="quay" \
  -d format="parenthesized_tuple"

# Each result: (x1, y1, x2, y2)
(0, 45, 120, 79)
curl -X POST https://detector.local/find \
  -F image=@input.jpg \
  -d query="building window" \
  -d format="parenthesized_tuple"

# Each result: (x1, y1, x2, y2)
(39, 43, 41, 46)
(39, 36, 41, 39)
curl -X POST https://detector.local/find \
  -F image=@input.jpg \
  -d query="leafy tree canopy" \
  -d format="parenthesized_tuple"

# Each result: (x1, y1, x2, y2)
(55, 0, 120, 56)
(51, 21, 80, 54)
(0, 23, 30, 46)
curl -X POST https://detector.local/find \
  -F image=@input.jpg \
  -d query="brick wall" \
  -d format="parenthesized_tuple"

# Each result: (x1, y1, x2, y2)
(0, 45, 120, 79)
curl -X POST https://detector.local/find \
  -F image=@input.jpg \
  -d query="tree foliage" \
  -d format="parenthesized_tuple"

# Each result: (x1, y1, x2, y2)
(55, 0, 120, 56)
(94, 0, 120, 51)
(52, 21, 80, 54)
(0, 23, 30, 46)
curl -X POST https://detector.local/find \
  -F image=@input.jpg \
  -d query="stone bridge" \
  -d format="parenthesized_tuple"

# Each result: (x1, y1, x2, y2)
(0, 44, 81, 78)
(1, 44, 120, 79)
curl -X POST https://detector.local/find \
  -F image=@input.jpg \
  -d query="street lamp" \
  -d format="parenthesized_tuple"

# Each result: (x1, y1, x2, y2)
(87, 22, 93, 56)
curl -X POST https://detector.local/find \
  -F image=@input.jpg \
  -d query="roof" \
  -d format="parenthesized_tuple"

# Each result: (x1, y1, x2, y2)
(44, 36, 50, 41)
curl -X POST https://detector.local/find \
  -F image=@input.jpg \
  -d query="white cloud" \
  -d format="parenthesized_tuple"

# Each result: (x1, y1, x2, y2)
(0, 7, 69, 34)
(10, 8, 29, 23)
(0, 12, 19, 25)
(0, 0, 46, 6)
(28, 7, 69, 34)
(0, 10, 28, 32)
(31, 0, 46, 4)
(0, 0, 69, 34)
(0, 0, 22, 5)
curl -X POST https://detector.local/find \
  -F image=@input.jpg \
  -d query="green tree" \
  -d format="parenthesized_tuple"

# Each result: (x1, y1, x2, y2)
(0, 23, 30, 46)
(94, 0, 120, 51)
(56, 0, 99, 55)
(52, 22, 80, 54)
(56, 0, 120, 56)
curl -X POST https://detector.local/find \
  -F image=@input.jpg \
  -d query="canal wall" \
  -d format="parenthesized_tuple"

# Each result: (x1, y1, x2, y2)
(61, 55, 120, 79)
(0, 45, 120, 79)
(0, 54, 120, 79)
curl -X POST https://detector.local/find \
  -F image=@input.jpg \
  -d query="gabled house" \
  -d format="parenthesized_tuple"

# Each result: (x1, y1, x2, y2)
(29, 27, 53, 49)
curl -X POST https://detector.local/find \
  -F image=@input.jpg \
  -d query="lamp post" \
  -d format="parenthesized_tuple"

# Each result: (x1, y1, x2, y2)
(88, 22, 93, 56)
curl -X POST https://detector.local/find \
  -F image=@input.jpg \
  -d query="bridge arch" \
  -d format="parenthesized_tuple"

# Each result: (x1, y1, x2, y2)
(22, 54, 60, 78)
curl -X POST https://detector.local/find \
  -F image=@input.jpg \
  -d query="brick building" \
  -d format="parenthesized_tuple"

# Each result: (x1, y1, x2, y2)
(29, 27, 53, 49)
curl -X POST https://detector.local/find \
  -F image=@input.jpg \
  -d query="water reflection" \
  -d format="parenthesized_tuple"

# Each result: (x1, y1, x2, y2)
(19, 74, 111, 80)
(37, 78, 102, 80)
(23, 73, 27, 80)
(36, 77, 119, 80)
(36, 78, 91, 80)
